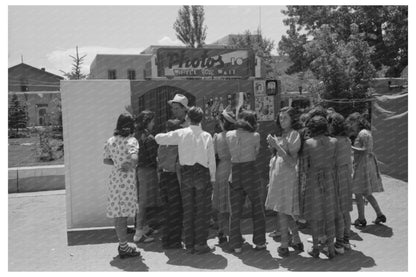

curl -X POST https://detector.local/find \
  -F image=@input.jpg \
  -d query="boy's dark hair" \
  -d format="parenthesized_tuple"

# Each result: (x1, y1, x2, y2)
(328, 112, 347, 136)
(306, 115, 328, 137)
(165, 119, 182, 132)
(187, 106, 204, 124)
(235, 110, 257, 132)
(136, 110, 155, 131)
(114, 113, 135, 137)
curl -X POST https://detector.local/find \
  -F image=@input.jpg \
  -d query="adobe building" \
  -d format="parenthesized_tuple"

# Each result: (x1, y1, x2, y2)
(8, 63, 63, 127)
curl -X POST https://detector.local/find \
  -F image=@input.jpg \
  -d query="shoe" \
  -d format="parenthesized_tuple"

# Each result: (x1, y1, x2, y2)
(296, 219, 308, 229)
(335, 246, 345, 255)
(133, 234, 155, 243)
(185, 246, 195, 254)
(353, 218, 367, 227)
(374, 214, 386, 224)
(254, 244, 267, 251)
(277, 247, 289, 257)
(118, 245, 141, 259)
(234, 247, 242, 254)
(343, 242, 352, 250)
(289, 241, 304, 252)
(194, 245, 215, 254)
(218, 236, 228, 244)
(269, 230, 282, 238)
(308, 247, 320, 258)
(321, 245, 336, 259)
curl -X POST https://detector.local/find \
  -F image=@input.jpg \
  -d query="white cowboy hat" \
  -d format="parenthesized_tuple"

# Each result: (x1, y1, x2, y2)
(168, 94, 189, 110)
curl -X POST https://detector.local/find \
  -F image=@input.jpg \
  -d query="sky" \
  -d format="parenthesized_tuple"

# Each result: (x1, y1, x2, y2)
(8, 5, 289, 76)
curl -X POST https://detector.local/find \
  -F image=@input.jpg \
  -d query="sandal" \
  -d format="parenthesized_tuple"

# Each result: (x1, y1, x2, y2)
(374, 214, 386, 224)
(353, 218, 367, 227)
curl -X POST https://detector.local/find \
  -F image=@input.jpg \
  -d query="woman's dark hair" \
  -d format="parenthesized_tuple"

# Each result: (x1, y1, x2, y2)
(219, 113, 236, 132)
(114, 113, 135, 137)
(276, 106, 301, 135)
(328, 112, 348, 136)
(165, 119, 181, 132)
(346, 112, 371, 131)
(306, 115, 328, 137)
(136, 110, 155, 131)
(235, 110, 257, 132)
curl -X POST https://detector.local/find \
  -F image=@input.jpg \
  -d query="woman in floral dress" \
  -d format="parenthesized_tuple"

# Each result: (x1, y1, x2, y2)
(103, 113, 141, 259)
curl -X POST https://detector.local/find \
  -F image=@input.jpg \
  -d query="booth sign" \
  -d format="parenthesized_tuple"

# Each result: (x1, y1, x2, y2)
(156, 48, 255, 78)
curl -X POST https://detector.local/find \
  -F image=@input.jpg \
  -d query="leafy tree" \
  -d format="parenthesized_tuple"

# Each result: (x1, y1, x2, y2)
(279, 6, 407, 77)
(228, 29, 276, 77)
(60, 46, 88, 79)
(173, 5, 207, 48)
(8, 94, 28, 136)
(304, 24, 376, 116)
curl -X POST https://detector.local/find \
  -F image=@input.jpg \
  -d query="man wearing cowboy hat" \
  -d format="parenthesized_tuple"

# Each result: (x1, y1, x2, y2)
(168, 94, 190, 128)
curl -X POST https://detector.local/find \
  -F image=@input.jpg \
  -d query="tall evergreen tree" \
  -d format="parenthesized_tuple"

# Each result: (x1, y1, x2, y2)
(60, 46, 88, 79)
(173, 5, 207, 48)
(8, 94, 28, 135)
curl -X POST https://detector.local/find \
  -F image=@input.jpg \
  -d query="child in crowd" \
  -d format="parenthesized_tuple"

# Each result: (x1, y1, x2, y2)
(265, 107, 303, 257)
(226, 110, 266, 253)
(212, 110, 236, 244)
(346, 112, 386, 227)
(328, 112, 353, 254)
(103, 113, 141, 259)
(302, 115, 338, 259)
(134, 110, 159, 243)
(157, 119, 183, 249)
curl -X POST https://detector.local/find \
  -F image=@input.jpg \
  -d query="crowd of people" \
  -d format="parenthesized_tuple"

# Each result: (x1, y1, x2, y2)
(103, 93, 386, 260)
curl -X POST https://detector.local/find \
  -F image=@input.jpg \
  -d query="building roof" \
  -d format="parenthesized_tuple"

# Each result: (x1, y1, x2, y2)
(8, 63, 64, 80)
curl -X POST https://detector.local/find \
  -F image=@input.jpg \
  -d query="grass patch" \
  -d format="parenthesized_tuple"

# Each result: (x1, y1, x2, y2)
(8, 134, 64, 168)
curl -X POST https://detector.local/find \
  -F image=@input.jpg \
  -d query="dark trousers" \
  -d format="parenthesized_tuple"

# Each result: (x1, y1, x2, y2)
(229, 161, 266, 249)
(181, 164, 212, 248)
(159, 171, 183, 247)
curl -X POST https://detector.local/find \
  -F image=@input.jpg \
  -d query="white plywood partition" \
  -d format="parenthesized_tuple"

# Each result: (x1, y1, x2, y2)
(61, 80, 132, 229)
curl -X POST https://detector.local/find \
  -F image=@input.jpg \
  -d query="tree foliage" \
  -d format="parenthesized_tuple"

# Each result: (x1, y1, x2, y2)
(173, 5, 207, 48)
(304, 24, 376, 116)
(279, 6, 407, 77)
(8, 94, 28, 136)
(60, 46, 88, 80)
(228, 29, 276, 77)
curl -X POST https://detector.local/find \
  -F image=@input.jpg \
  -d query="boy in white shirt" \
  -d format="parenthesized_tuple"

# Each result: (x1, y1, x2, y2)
(155, 106, 216, 254)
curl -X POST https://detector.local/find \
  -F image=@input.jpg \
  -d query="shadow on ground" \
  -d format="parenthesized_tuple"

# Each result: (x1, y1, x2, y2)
(109, 255, 150, 271)
(278, 249, 376, 271)
(164, 248, 228, 270)
(358, 224, 393, 238)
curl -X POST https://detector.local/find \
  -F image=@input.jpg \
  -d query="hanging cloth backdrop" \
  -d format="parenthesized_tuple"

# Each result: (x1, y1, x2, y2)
(371, 90, 408, 181)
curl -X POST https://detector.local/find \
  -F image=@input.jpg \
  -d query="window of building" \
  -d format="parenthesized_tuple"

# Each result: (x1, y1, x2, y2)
(20, 79, 28, 91)
(127, 69, 136, 80)
(108, 70, 117, 80)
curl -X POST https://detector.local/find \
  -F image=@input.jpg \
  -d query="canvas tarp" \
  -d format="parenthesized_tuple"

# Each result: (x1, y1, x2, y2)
(372, 91, 408, 181)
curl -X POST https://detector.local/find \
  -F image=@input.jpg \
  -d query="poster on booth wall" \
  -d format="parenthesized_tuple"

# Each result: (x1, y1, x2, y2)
(254, 80, 266, 96)
(255, 95, 275, 121)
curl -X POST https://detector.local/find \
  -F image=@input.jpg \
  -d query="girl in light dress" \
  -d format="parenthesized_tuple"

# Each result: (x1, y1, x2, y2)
(265, 107, 303, 257)
(346, 112, 386, 227)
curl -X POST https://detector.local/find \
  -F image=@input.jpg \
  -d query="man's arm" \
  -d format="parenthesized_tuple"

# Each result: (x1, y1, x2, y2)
(155, 129, 182, 145)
